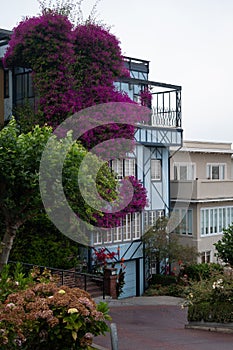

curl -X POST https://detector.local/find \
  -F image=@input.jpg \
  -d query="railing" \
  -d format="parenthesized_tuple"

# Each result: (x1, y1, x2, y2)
(8, 261, 105, 299)
(151, 107, 177, 127)
(117, 76, 182, 129)
(170, 179, 233, 201)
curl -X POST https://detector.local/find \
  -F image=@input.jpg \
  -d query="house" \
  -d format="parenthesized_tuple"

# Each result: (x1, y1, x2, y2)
(0, 28, 183, 297)
(91, 57, 183, 297)
(170, 140, 233, 264)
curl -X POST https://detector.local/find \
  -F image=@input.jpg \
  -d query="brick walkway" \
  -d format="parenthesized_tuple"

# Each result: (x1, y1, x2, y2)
(94, 296, 233, 350)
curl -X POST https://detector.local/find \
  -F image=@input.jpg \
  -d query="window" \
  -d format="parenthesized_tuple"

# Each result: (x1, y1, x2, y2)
(144, 210, 165, 228)
(123, 214, 131, 241)
(113, 226, 122, 242)
(111, 158, 135, 179)
(103, 230, 112, 244)
(99, 212, 142, 244)
(174, 163, 195, 180)
(93, 231, 102, 245)
(201, 251, 211, 263)
(4, 70, 9, 98)
(151, 159, 161, 181)
(124, 158, 135, 177)
(132, 212, 141, 239)
(172, 208, 193, 235)
(200, 206, 233, 236)
(207, 163, 225, 180)
(13, 68, 35, 107)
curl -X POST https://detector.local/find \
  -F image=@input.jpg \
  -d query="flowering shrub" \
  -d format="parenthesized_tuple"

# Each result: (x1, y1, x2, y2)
(3, 11, 149, 228)
(73, 23, 129, 88)
(4, 13, 77, 127)
(94, 247, 117, 266)
(139, 87, 152, 108)
(183, 271, 233, 323)
(0, 268, 111, 350)
(94, 176, 148, 228)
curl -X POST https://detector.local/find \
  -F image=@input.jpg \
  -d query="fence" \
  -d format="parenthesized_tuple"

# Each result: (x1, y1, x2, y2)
(9, 261, 105, 298)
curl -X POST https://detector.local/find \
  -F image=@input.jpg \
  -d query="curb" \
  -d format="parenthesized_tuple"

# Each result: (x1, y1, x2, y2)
(185, 323, 233, 334)
(92, 343, 110, 350)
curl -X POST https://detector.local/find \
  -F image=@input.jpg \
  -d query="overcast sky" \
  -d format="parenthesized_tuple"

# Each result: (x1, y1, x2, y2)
(1, 0, 233, 143)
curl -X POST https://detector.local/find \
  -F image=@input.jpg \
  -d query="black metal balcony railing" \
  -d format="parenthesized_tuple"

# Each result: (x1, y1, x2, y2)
(117, 76, 182, 129)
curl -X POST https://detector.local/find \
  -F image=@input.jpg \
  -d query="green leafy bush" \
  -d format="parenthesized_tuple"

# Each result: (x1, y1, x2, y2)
(183, 271, 233, 323)
(184, 263, 223, 281)
(149, 274, 177, 286)
(144, 283, 187, 298)
(188, 302, 233, 323)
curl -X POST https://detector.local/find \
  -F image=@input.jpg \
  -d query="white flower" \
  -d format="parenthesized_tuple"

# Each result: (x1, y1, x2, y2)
(6, 303, 15, 308)
(68, 308, 78, 314)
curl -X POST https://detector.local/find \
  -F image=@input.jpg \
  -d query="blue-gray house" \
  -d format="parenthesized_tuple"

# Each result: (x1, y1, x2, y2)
(91, 57, 183, 297)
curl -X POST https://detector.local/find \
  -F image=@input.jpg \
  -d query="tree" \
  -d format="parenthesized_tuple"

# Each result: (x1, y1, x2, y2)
(8, 214, 81, 269)
(142, 216, 198, 274)
(3, 7, 148, 194)
(0, 118, 118, 270)
(214, 225, 233, 266)
(1, 4, 149, 268)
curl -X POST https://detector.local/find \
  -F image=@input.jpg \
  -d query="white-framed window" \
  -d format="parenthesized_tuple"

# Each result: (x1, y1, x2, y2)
(173, 162, 195, 180)
(124, 158, 135, 177)
(206, 163, 226, 180)
(112, 226, 122, 242)
(151, 159, 161, 181)
(172, 208, 193, 235)
(111, 158, 135, 179)
(132, 212, 141, 239)
(93, 231, 102, 245)
(104, 230, 112, 244)
(201, 251, 211, 263)
(200, 206, 233, 236)
(99, 212, 142, 244)
(144, 210, 165, 228)
(123, 214, 131, 241)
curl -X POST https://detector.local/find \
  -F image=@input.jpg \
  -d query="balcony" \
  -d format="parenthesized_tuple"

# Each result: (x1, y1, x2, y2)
(118, 75, 182, 129)
(170, 179, 233, 202)
(117, 57, 182, 147)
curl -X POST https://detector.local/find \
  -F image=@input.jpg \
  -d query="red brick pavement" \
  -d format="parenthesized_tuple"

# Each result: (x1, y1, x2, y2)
(94, 305, 233, 350)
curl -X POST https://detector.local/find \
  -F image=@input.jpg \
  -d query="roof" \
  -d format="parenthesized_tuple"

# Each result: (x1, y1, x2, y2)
(179, 147, 233, 154)
(171, 140, 233, 154)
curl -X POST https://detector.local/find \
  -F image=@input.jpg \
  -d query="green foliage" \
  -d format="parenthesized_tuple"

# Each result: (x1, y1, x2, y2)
(0, 263, 34, 302)
(149, 274, 177, 286)
(188, 301, 233, 323)
(116, 267, 126, 298)
(144, 283, 187, 298)
(183, 270, 233, 323)
(142, 217, 198, 274)
(145, 274, 188, 298)
(9, 214, 80, 269)
(214, 225, 233, 266)
(184, 263, 224, 281)
(0, 118, 118, 267)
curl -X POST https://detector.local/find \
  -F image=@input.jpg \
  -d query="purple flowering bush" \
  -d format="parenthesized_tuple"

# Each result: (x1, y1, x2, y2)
(3, 11, 148, 228)
(73, 23, 129, 88)
(94, 176, 148, 228)
(4, 13, 77, 126)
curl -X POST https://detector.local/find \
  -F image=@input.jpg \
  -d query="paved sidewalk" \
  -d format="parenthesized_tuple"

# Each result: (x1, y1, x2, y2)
(93, 296, 233, 350)
(95, 295, 185, 307)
